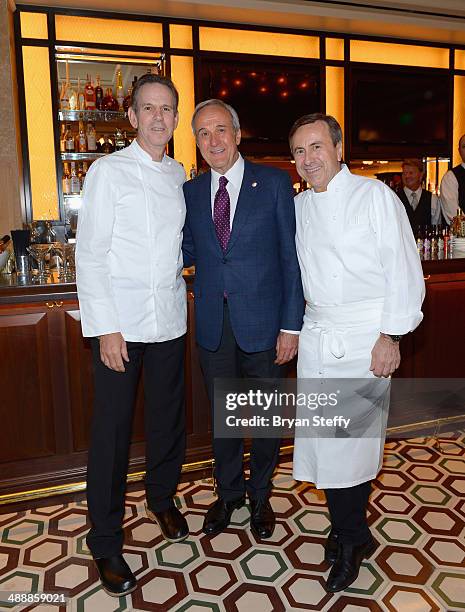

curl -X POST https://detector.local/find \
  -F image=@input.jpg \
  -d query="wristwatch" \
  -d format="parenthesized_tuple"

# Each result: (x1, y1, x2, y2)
(388, 334, 403, 343)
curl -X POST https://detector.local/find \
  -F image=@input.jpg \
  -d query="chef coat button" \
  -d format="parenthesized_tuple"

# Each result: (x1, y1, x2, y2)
(333, 273, 337, 278)
(332, 216, 336, 221)
(178, 208, 182, 213)
(332, 245, 336, 251)
(170, 285, 174, 289)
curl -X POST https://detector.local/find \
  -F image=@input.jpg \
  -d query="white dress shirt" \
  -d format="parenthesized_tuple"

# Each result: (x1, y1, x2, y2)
(403, 186, 441, 225)
(295, 165, 424, 335)
(440, 162, 465, 224)
(76, 139, 187, 342)
(210, 154, 244, 228)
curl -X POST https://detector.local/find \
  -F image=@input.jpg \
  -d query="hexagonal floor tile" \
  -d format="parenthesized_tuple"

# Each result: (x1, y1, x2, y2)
(200, 528, 251, 561)
(189, 560, 237, 596)
(328, 596, 383, 610)
(48, 509, 89, 538)
(293, 510, 331, 536)
(296, 484, 327, 507)
(439, 457, 465, 475)
(371, 491, 415, 515)
(374, 469, 413, 492)
(2, 519, 44, 546)
(183, 511, 207, 536)
(423, 537, 465, 568)
(155, 540, 200, 569)
(382, 585, 441, 612)
(412, 507, 464, 537)
(0, 512, 25, 527)
(75, 584, 128, 611)
(431, 571, 465, 609)
(270, 492, 302, 519)
(375, 517, 422, 545)
(454, 498, 465, 520)
(442, 475, 465, 497)
(31, 504, 68, 517)
(281, 573, 334, 610)
(131, 568, 188, 611)
(123, 548, 150, 577)
(124, 517, 164, 548)
(375, 545, 434, 585)
(0, 570, 40, 608)
(382, 453, 406, 470)
(240, 549, 288, 582)
(183, 485, 216, 511)
(400, 445, 440, 464)
(405, 464, 444, 483)
(44, 557, 98, 598)
(23, 537, 68, 568)
(272, 472, 299, 491)
(223, 583, 286, 612)
(435, 440, 465, 456)
(174, 601, 221, 611)
(346, 562, 384, 596)
(284, 535, 327, 573)
(410, 484, 451, 506)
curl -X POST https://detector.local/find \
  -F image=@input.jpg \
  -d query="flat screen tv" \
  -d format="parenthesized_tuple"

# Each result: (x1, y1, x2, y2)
(350, 67, 450, 157)
(199, 58, 321, 156)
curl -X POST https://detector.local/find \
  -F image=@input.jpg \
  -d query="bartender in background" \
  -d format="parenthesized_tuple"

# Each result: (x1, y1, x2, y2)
(397, 158, 440, 231)
(439, 134, 465, 224)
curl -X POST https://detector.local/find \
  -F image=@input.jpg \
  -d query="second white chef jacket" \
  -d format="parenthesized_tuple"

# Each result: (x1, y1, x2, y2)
(76, 139, 187, 343)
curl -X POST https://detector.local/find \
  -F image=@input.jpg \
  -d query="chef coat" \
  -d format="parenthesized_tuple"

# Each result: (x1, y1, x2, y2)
(292, 165, 425, 488)
(76, 139, 187, 343)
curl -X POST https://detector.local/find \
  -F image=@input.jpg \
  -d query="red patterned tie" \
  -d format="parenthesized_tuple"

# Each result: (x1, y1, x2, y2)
(214, 176, 230, 251)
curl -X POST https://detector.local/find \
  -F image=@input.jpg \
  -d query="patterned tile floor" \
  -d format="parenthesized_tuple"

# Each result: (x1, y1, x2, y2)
(1, 432, 465, 611)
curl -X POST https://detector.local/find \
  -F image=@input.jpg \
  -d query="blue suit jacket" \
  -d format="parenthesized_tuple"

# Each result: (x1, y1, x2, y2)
(183, 159, 304, 352)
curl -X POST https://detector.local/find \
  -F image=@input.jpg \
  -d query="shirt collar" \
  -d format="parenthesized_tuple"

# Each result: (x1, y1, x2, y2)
(131, 138, 167, 165)
(211, 154, 244, 190)
(403, 186, 422, 198)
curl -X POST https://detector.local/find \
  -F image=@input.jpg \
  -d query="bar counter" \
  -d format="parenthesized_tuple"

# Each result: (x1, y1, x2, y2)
(1, 259, 465, 504)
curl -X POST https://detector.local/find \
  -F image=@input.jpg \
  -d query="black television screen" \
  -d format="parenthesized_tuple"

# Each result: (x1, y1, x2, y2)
(199, 58, 321, 156)
(351, 68, 449, 152)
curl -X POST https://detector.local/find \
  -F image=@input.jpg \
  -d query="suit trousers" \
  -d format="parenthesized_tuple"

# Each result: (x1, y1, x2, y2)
(86, 335, 185, 559)
(324, 481, 372, 545)
(198, 303, 284, 502)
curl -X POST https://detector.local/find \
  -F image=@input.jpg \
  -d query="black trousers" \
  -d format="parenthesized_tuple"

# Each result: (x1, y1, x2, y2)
(86, 335, 185, 559)
(198, 304, 284, 502)
(325, 481, 372, 545)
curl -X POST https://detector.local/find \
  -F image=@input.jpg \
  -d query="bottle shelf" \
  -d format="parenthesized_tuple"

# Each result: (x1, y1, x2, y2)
(59, 110, 127, 122)
(61, 152, 106, 161)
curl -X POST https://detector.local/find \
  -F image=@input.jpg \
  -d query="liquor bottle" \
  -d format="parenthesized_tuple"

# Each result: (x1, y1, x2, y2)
(431, 226, 438, 260)
(62, 163, 71, 195)
(116, 69, 124, 111)
(114, 127, 125, 151)
(80, 161, 88, 190)
(70, 162, 80, 194)
(101, 134, 114, 154)
(60, 124, 66, 153)
(60, 79, 70, 110)
(64, 124, 75, 152)
(77, 77, 85, 111)
(438, 225, 444, 260)
(415, 225, 424, 260)
(189, 164, 197, 180)
(86, 121, 97, 152)
(423, 225, 431, 260)
(123, 77, 137, 112)
(95, 74, 104, 110)
(78, 120, 87, 152)
(102, 88, 119, 111)
(84, 74, 96, 110)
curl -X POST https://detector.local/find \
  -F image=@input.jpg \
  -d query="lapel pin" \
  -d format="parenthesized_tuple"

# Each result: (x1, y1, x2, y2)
(252, 182, 258, 188)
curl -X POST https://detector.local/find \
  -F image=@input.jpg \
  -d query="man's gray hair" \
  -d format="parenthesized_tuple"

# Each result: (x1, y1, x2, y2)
(191, 99, 241, 134)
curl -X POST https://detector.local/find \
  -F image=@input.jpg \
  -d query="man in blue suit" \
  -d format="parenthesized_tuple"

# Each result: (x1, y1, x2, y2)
(183, 99, 304, 539)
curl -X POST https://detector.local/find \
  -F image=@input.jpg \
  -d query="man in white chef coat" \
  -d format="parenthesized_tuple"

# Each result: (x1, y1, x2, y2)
(76, 74, 187, 597)
(289, 113, 425, 593)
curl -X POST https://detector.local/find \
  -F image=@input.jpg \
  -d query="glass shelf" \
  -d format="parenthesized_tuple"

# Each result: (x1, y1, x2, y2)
(61, 152, 106, 161)
(59, 110, 127, 122)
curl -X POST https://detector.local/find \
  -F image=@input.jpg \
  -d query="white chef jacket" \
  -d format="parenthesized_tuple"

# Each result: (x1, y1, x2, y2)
(440, 163, 465, 225)
(295, 165, 425, 335)
(293, 165, 425, 488)
(76, 139, 187, 342)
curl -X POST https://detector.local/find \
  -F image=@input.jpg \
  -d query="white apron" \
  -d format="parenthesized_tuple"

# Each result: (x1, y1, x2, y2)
(293, 299, 390, 489)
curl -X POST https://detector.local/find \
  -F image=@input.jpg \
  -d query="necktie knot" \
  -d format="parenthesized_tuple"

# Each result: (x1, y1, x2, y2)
(411, 192, 418, 209)
(219, 176, 228, 189)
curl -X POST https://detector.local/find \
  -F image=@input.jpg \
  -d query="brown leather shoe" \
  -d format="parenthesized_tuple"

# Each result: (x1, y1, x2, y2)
(203, 497, 245, 535)
(94, 555, 137, 597)
(146, 504, 189, 542)
(250, 498, 275, 539)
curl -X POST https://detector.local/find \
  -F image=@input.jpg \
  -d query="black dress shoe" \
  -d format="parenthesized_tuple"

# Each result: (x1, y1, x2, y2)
(325, 536, 377, 593)
(203, 497, 245, 535)
(146, 504, 189, 542)
(94, 555, 137, 597)
(250, 498, 275, 539)
(324, 530, 339, 565)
